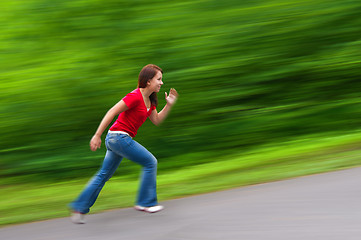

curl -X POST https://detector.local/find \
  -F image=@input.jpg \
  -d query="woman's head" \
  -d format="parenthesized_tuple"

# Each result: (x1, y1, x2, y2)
(138, 64, 163, 88)
(138, 64, 163, 106)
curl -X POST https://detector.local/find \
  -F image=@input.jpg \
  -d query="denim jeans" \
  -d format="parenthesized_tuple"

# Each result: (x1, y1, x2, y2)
(69, 132, 158, 214)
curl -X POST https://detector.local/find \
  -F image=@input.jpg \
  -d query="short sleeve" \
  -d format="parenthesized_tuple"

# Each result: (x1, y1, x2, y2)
(122, 91, 139, 109)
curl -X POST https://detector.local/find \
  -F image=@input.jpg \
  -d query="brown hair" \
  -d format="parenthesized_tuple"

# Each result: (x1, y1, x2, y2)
(138, 64, 163, 107)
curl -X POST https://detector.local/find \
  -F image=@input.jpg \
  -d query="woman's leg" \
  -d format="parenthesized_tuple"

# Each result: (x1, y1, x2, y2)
(132, 145, 158, 207)
(107, 135, 158, 207)
(69, 149, 123, 214)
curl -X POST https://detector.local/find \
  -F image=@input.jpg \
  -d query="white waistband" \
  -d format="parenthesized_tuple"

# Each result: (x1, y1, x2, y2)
(108, 130, 131, 137)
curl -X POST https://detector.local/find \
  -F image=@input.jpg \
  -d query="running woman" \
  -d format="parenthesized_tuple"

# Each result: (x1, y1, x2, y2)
(69, 64, 178, 224)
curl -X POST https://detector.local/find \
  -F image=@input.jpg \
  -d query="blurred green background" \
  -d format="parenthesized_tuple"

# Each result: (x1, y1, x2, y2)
(1, 0, 361, 225)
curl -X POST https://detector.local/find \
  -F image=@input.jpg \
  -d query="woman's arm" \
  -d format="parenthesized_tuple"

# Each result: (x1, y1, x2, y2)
(90, 100, 129, 151)
(149, 88, 178, 126)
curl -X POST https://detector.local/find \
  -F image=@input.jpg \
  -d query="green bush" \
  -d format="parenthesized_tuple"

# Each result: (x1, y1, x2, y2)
(1, 0, 361, 182)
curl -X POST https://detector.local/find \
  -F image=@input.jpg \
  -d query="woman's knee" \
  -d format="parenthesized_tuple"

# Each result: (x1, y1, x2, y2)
(144, 157, 158, 169)
(96, 169, 113, 182)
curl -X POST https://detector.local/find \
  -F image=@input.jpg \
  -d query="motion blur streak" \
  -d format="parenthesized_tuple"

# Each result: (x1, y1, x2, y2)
(1, 0, 361, 226)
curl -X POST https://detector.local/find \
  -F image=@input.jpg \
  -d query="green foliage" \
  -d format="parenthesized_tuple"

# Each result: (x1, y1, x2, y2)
(1, 0, 361, 182)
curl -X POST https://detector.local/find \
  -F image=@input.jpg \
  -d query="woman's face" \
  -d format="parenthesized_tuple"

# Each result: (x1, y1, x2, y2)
(148, 71, 163, 92)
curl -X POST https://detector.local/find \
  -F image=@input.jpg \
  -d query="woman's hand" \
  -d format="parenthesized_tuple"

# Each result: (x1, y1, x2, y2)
(150, 88, 178, 126)
(90, 135, 102, 151)
(165, 88, 178, 106)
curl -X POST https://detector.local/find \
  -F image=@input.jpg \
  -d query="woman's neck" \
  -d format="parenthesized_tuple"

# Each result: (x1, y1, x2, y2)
(139, 87, 152, 98)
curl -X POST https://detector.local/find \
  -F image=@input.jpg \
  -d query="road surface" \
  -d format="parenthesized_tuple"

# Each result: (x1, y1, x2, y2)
(1, 166, 361, 240)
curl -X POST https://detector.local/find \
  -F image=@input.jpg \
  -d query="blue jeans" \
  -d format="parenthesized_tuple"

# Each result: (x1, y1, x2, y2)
(69, 132, 158, 214)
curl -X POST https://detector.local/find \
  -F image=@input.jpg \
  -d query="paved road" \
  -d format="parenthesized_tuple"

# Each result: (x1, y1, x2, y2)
(2, 167, 361, 240)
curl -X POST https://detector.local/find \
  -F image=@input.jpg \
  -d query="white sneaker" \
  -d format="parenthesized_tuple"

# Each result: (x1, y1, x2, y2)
(71, 212, 86, 224)
(145, 205, 164, 213)
(134, 205, 164, 213)
(134, 205, 146, 211)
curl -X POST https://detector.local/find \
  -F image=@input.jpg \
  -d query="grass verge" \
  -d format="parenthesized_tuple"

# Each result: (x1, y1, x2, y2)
(1, 131, 361, 227)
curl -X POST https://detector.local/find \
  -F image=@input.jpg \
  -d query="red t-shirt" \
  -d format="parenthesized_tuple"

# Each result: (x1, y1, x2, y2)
(109, 88, 156, 137)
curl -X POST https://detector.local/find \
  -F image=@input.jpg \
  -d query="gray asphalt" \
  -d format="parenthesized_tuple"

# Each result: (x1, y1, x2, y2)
(2, 166, 361, 240)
